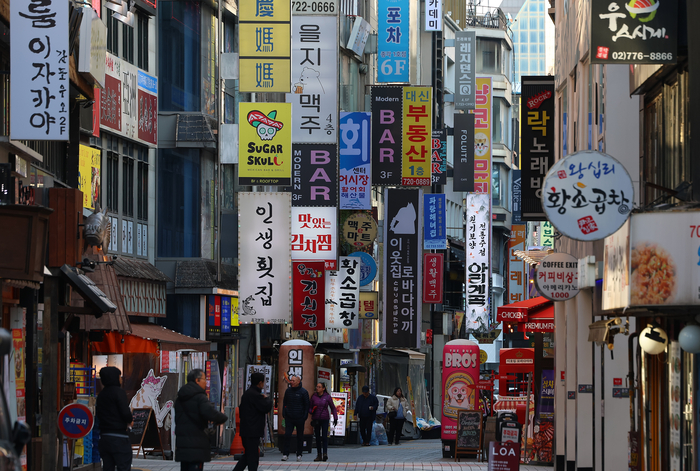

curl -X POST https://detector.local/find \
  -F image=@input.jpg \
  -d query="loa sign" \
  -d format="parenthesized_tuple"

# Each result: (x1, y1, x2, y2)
(488, 441, 520, 471)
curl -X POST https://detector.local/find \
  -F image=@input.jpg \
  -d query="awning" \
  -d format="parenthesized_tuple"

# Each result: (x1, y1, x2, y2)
(394, 349, 426, 361)
(497, 296, 550, 322)
(130, 324, 210, 352)
(518, 303, 555, 333)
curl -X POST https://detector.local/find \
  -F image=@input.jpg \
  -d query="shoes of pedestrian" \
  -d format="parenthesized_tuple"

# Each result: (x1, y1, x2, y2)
(281, 455, 289, 461)
(297, 455, 303, 462)
(323, 454, 328, 462)
(314, 454, 323, 462)
(387, 443, 392, 446)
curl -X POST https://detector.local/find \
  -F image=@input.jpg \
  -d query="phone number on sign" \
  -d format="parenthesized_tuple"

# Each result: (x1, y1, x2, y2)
(610, 52, 673, 61)
(292, 1, 335, 12)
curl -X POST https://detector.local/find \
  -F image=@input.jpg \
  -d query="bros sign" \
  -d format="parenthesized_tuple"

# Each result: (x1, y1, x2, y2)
(444, 351, 479, 369)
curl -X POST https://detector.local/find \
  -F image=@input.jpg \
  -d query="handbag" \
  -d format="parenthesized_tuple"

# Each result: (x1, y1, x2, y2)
(311, 419, 319, 428)
(387, 411, 397, 419)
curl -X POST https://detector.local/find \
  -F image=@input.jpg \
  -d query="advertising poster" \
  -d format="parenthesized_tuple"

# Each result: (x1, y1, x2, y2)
(401, 87, 432, 186)
(453, 112, 475, 192)
(245, 364, 273, 396)
(377, 0, 410, 83)
(331, 392, 348, 436)
(474, 77, 492, 193)
(78, 145, 101, 210)
(454, 31, 476, 110)
(508, 225, 527, 303)
(441, 340, 480, 440)
(339, 112, 372, 209)
(238, 192, 292, 324)
(287, 16, 338, 142)
(520, 76, 554, 220)
(239, 103, 292, 186)
(278, 341, 315, 436)
(424, 193, 446, 250)
(431, 129, 447, 185)
(382, 188, 422, 348)
(292, 261, 326, 331)
(371, 86, 403, 186)
(423, 254, 444, 304)
(602, 219, 630, 311)
(292, 144, 337, 207)
(291, 206, 337, 269)
(465, 194, 490, 331)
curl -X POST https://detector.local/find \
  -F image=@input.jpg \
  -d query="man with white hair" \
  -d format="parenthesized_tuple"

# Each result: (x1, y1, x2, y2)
(281, 375, 310, 462)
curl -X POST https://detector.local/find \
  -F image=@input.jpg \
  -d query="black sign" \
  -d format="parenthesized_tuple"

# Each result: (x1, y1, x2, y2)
(512, 169, 522, 224)
(129, 408, 164, 456)
(520, 76, 554, 221)
(291, 144, 337, 207)
(591, 0, 677, 64)
(456, 410, 482, 450)
(371, 87, 403, 186)
(578, 384, 594, 394)
(383, 188, 420, 348)
(613, 387, 630, 398)
(431, 129, 447, 186)
(568, 391, 576, 400)
(453, 112, 474, 192)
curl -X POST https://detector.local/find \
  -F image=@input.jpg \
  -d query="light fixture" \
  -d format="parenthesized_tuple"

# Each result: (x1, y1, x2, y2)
(679, 324, 700, 353)
(639, 324, 668, 355)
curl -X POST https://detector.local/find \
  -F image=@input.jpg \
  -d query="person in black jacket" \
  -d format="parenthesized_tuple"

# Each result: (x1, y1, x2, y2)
(281, 375, 310, 462)
(233, 372, 272, 471)
(96, 366, 133, 471)
(174, 369, 228, 471)
(354, 385, 379, 446)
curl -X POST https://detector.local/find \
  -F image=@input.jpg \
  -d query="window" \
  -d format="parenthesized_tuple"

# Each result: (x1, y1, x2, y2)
(106, 9, 119, 54)
(521, 44, 528, 54)
(529, 1, 537, 11)
(122, 143, 134, 217)
(530, 31, 538, 43)
(137, 147, 148, 220)
(493, 97, 509, 145)
(476, 38, 501, 75)
(520, 31, 527, 43)
(137, 13, 149, 70)
(530, 16, 537, 29)
(492, 164, 501, 206)
(122, 22, 134, 64)
(530, 44, 538, 54)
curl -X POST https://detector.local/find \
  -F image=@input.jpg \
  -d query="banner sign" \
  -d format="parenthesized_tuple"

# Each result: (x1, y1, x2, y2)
(239, 0, 291, 92)
(383, 188, 422, 347)
(239, 103, 292, 186)
(402, 87, 432, 186)
(453, 112, 475, 192)
(337, 257, 360, 329)
(431, 129, 447, 185)
(238, 192, 292, 324)
(287, 16, 338, 142)
(11, 0, 69, 140)
(425, 0, 442, 31)
(521, 76, 554, 220)
(508, 225, 527, 304)
(590, 0, 677, 65)
(207, 295, 240, 339)
(79, 145, 101, 210)
(292, 144, 337, 206)
(339, 112, 372, 209)
(541, 222, 554, 248)
(371, 86, 403, 186)
(291, 206, 337, 269)
(512, 169, 522, 224)
(474, 77, 492, 193)
(293, 261, 326, 330)
(465, 193, 490, 331)
(454, 31, 476, 110)
(423, 253, 444, 304)
(325, 270, 340, 327)
(424, 193, 446, 250)
(377, 0, 410, 83)
(359, 291, 379, 319)
(331, 392, 348, 436)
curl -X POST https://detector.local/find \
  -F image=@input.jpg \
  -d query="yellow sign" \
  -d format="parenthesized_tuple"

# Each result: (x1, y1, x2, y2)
(359, 291, 378, 319)
(238, 102, 292, 186)
(342, 212, 378, 248)
(78, 145, 101, 210)
(480, 349, 488, 365)
(239, 0, 290, 22)
(401, 86, 432, 186)
(239, 59, 291, 93)
(232, 296, 239, 327)
(239, 24, 291, 58)
(474, 77, 492, 193)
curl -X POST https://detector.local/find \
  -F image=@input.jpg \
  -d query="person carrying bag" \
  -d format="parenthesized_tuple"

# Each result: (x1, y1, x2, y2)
(385, 387, 410, 446)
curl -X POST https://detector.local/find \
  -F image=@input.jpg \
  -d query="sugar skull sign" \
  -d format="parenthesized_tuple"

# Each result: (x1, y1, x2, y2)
(239, 103, 292, 186)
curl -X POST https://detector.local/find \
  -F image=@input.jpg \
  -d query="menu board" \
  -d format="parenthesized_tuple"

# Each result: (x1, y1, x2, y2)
(456, 410, 482, 450)
(331, 392, 348, 437)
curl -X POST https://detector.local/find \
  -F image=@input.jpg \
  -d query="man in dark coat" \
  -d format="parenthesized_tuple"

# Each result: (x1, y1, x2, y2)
(174, 369, 228, 471)
(354, 385, 379, 446)
(96, 366, 133, 471)
(233, 372, 272, 471)
(281, 375, 310, 461)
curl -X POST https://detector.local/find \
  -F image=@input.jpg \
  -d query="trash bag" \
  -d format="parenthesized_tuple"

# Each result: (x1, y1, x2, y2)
(373, 422, 388, 445)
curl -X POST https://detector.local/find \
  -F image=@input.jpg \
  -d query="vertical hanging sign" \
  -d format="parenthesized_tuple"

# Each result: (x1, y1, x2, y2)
(291, 206, 338, 269)
(337, 257, 360, 329)
(453, 112, 475, 192)
(423, 254, 444, 304)
(431, 129, 447, 185)
(424, 193, 446, 250)
(508, 225, 527, 304)
(474, 77, 492, 194)
(454, 31, 476, 110)
(512, 169, 522, 224)
(383, 188, 422, 348)
(293, 261, 326, 331)
(377, 0, 410, 82)
(339, 112, 372, 209)
(291, 144, 338, 206)
(239, 103, 292, 186)
(402, 87, 432, 186)
(425, 0, 442, 31)
(465, 193, 490, 330)
(371, 86, 403, 185)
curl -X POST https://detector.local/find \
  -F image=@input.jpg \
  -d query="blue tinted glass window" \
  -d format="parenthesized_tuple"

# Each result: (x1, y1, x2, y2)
(539, 2, 544, 11)
(530, 31, 538, 42)
(540, 31, 545, 42)
(540, 17, 544, 29)
(540, 59, 545, 71)
(521, 62, 528, 73)
(530, 17, 537, 29)
(529, 1, 537, 11)
(521, 44, 528, 53)
(530, 59, 538, 71)
(540, 44, 545, 53)
(530, 44, 537, 53)
(520, 31, 528, 43)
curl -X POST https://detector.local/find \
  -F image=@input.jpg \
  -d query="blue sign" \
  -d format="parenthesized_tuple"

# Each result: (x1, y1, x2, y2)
(58, 403, 94, 439)
(138, 70, 158, 94)
(512, 169, 521, 224)
(377, 0, 410, 83)
(349, 251, 377, 286)
(423, 193, 446, 250)
(339, 112, 372, 209)
(221, 296, 231, 333)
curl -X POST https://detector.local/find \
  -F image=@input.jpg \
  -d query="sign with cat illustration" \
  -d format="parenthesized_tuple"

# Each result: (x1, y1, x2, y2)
(129, 369, 174, 428)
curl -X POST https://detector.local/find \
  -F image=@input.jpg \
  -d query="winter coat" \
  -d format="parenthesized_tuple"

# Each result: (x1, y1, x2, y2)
(309, 392, 338, 422)
(239, 385, 273, 438)
(386, 395, 410, 418)
(354, 393, 379, 419)
(174, 381, 228, 463)
(96, 366, 133, 436)
(283, 385, 310, 422)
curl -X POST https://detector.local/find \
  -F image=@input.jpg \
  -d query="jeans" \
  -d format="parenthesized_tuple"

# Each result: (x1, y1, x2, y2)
(98, 435, 132, 471)
(314, 419, 330, 455)
(233, 436, 260, 471)
(283, 419, 306, 456)
(359, 417, 374, 445)
(388, 417, 406, 444)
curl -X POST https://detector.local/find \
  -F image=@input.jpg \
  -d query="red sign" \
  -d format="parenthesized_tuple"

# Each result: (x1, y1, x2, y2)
(422, 253, 443, 304)
(426, 329, 433, 345)
(561, 371, 565, 381)
(519, 320, 555, 333)
(138, 90, 158, 145)
(487, 441, 520, 471)
(613, 377, 622, 386)
(292, 261, 326, 331)
(100, 74, 122, 131)
(214, 296, 221, 327)
(58, 404, 94, 439)
(497, 309, 526, 322)
(468, 380, 494, 391)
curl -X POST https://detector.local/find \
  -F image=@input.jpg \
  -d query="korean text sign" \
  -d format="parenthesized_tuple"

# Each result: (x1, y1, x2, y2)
(508, 225, 527, 304)
(331, 392, 348, 436)
(291, 206, 337, 269)
(359, 291, 378, 319)
(78, 145, 101, 210)
(11, 0, 69, 140)
(431, 129, 447, 185)
(465, 193, 490, 330)
(339, 112, 372, 209)
(542, 150, 633, 241)
(521, 76, 554, 220)
(238, 192, 292, 324)
(453, 112, 475, 192)
(423, 254, 444, 304)
(291, 144, 338, 206)
(454, 31, 476, 110)
(402, 87, 432, 186)
(278, 341, 315, 436)
(383, 188, 422, 348)
(286, 16, 338, 142)
(371, 86, 403, 186)
(246, 364, 273, 395)
(325, 258, 361, 329)
(292, 261, 326, 331)
(239, 103, 292, 186)
(425, 0, 442, 31)
(378, 0, 410, 82)
(474, 77, 492, 193)
(536, 253, 579, 302)
(424, 193, 446, 250)
(590, 0, 677, 64)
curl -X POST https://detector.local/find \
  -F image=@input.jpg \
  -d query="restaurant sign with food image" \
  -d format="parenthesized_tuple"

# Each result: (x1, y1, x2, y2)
(603, 211, 700, 309)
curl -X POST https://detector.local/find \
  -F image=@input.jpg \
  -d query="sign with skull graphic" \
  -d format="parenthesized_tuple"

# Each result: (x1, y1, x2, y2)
(239, 103, 292, 186)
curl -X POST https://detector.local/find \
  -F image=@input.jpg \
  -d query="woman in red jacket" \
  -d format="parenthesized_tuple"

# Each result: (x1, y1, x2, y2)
(309, 383, 338, 462)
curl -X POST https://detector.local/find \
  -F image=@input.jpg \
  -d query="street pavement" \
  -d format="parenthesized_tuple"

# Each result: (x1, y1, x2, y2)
(132, 439, 552, 471)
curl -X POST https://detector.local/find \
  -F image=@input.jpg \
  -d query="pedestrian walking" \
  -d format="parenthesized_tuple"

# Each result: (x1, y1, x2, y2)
(385, 387, 410, 446)
(281, 375, 310, 462)
(233, 372, 273, 471)
(309, 382, 338, 462)
(96, 366, 133, 471)
(354, 385, 379, 446)
(174, 369, 228, 471)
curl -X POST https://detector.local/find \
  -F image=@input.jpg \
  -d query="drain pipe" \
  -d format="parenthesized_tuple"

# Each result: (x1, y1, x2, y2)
(628, 331, 639, 433)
